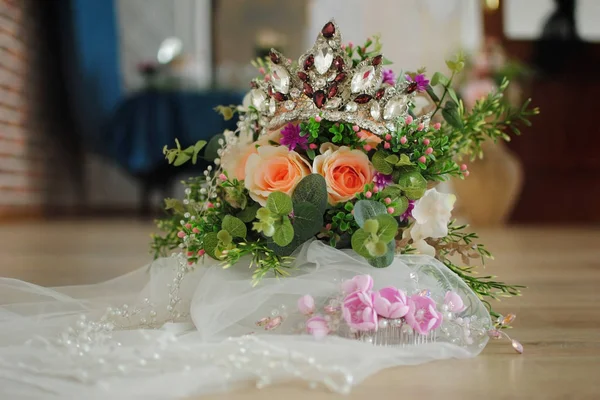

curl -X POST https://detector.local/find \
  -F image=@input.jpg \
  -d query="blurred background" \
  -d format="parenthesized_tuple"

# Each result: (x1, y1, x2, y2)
(1, 0, 599, 228)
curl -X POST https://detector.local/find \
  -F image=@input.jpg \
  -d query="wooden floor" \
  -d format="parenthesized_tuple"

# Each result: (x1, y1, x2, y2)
(1, 220, 599, 399)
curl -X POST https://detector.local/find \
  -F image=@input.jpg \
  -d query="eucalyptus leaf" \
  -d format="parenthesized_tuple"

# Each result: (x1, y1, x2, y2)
(368, 241, 395, 268)
(380, 184, 403, 201)
(204, 134, 225, 162)
(375, 214, 398, 242)
(164, 198, 185, 214)
(384, 154, 399, 165)
(351, 228, 372, 258)
(442, 101, 463, 129)
(393, 196, 409, 216)
(395, 154, 413, 167)
(266, 192, 293, 216)
(292, 174, 328, 214)
(174, 152, 191, 166)
(353, 200, 387, 227)
(292, 202, 323, 240)
(221, 215, 247, 239)
(273, 216, 294, 246)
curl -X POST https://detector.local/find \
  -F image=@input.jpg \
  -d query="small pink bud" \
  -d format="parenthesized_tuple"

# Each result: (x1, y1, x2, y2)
(219, 173, 227, 181)
(351, 209, 355, 215)
(188, 261, 194, 266)
(433, 122, 441, 130)
(363, 144, 372, 152)
(385, 134, 392, 141)
(325, 223, 332, 230)
(372, 185, 379, 193)
(207, 202, 214, 208)
(177, 231, 186, 238)
(405, 115, 413, 124)
(460, 163, 468, 171)
(365, 191, 373, 199)
(197, 249, 205, 256)
(384, 197, 392, 205)
(185, 223, 192, 230)
(417, 123, 424, 131)
(352, 125, 360, 132)
(315, 115, 322, 122)
(187, 251, 193, 257)
(387, 207, 395, 214)
(258, 67, 266, 75)
(425, 147, 433, 155)
(418, 156, 427, 164)
(192, 227, 200, 234)
(309, 143, 318, 150)
(463, 170, 470, 177)
(400, 136, 408, 145)
(341, 44, 346, 50)
(264, 75, 271, 82)
(384, 142, 391, 149)
(423, 138, 430, 146)
(348, 42, 354, 48)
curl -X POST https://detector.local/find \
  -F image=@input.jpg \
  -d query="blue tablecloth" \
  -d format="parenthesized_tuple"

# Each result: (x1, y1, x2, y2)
(104, 90, 243, 175)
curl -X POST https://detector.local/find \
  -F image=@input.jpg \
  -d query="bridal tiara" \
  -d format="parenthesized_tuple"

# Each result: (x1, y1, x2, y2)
(251, 20, 427, 135)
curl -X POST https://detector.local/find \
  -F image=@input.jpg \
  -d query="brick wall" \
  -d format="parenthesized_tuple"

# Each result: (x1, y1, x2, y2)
(0, 0, 47, 219)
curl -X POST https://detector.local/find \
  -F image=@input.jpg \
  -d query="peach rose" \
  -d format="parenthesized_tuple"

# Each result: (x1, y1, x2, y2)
(358, 130, 383, 148)
(221, 131, 280, 181)
(313, 145, 374, 205)
(244, 145, 311, 206)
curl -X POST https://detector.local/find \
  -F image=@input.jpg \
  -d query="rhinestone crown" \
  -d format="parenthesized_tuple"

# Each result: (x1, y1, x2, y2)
(250, 20, 429, 136)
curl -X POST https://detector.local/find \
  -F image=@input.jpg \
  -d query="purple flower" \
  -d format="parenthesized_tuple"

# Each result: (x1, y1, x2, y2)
(280, 123, 308, 151)
(405, 73, 429, 92)
(399, 200, 415, 222)
(382, 69, 396, 85)
(372, 172, 392, 190)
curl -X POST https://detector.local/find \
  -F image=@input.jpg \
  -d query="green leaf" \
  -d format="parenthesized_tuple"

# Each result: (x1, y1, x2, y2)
(445, 59, 457, 72)
(384, 154, 399, 164)
(351, 228, 372, 258)
(442, 101, 463, 129)
(214, 105, 234, 120)
(353, 200, 387, 227)
(430, 72, 441, 87)
(372, 150, 393, 175)
(447, 88, 459, 105)
(306, 148, 316, 160)
(194, 140, 207, 153)
(166, 152, 177, 164)
(397, 172, 427, 200)
(174, 152, 191, 166)
(266, 192, 293, 216)
(164, 198, 185, 214)
(204, 134, 225, 162)
(426, 86, 440, 103)
(292, 202, 323, 240)
(368, 241, 395, 268)
(203, 232, 220, 259)
(380, 184, 403, 201)
(222, 215, 247, 239)
(273, 216, 294, 246)
(375, 214, 398, 242)
(395, 154, 413, 167)
(392, 196, 409, 216)
(363, 219, 379, 234)
(236, 203, 260, 223)
(292, 174, 328, 214)
(217, 229, 232, 245)
(366, 240, 388, 257)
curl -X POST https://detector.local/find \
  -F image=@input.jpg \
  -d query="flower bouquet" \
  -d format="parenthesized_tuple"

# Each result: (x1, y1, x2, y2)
(153, 21, 536, 352)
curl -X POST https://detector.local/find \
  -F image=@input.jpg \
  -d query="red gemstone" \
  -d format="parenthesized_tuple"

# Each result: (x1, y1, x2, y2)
(304, 55, 314, 71)
(354, 94, 372, 104)
(321, 22, 335, 38)
(267, 87, 274, 96)
(407, 81, 418, 94)
(328, 83, 338, 99)
(375, 88, 385, 100)
(270, 51, 280, 64)
(303, 82, 314, 97)
(333, 56, 344, 71)
(334, 72, 346, 83)
(372, 55, 383, 66)
(273, 92, 287, 102)
(297, 71, 309, 82)
(313, 90, 326, 108)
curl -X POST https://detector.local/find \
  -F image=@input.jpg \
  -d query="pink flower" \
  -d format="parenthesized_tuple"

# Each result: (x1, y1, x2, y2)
(405, 295, 443, 335)
(306, 315, 330, 339)
(444, 291, 466, 313)
(342, 291, 378, 332)
(297, 295, 315, 315)
(373, 287, 410, 319)
(342, 274, 373, 294)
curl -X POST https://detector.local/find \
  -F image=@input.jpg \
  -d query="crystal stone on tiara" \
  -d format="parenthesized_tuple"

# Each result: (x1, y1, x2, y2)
(251, 20, 429, 136)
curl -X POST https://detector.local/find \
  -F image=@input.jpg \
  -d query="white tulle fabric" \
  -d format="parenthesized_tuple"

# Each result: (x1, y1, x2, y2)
(0, 241, 490, 399)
